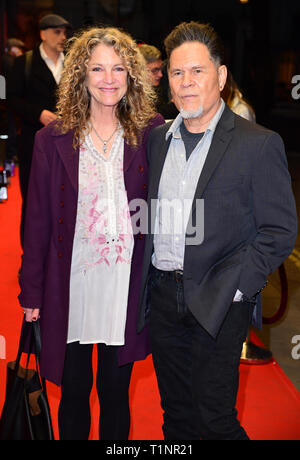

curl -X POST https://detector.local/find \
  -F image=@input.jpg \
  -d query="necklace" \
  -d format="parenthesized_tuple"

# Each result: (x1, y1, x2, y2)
(91, 123, 119, 155)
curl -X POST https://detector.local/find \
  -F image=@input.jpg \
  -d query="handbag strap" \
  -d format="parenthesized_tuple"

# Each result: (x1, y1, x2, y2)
(32, 321, 42, 356)
(15, 319, 31, 369)
(30, 321, 48, 391)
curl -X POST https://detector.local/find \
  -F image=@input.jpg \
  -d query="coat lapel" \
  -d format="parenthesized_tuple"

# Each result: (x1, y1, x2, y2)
(53, 129, 79, 192)
(33, 47, 58, 89)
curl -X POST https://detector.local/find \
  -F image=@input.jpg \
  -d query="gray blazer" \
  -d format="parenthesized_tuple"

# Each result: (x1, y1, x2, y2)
(137, 104, 297, 338)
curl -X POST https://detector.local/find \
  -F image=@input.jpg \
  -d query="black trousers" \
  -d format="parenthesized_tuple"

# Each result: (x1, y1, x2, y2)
(149, 266, 253, 440)
(58, 342, 133, 440)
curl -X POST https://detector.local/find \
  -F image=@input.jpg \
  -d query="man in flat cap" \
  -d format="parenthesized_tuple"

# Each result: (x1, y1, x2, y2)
(8, 14, 71, 248)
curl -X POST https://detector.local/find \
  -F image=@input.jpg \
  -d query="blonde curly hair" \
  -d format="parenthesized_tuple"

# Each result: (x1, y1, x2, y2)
(55, 27, 157, 148)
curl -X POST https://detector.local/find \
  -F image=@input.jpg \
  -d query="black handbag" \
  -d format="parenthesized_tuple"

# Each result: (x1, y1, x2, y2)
(0, 320, 54, 440)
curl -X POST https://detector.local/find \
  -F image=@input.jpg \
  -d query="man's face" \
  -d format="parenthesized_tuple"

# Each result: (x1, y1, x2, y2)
(168, 41, 227, 121)
(147, 60, 163, 87)
(40, 27, 67, 53)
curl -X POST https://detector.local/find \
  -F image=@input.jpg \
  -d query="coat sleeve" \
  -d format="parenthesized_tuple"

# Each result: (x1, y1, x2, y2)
(238, 131, 298, 299)
(18, 130, 52, 309)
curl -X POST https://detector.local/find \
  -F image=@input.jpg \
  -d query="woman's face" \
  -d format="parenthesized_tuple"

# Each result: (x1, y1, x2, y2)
(86, 43, 128, 111)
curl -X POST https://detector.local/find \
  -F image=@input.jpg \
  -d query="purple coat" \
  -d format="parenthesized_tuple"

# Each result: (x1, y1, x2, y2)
(18, 114, 165, 386)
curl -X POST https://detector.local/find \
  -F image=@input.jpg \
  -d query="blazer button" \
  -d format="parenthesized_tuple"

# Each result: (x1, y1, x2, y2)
(61, 184, 65, 191)
(59, 218, 63, 224)
(58, 235, 63, 242)
(58, 252, 63, 258)
(60, 201, 64, 208)
(138, 233, 143, 240)
(142, 184, 147, 190)
(139, 165, 144, 172)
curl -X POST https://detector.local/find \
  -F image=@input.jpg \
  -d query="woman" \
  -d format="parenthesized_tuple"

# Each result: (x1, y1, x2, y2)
(19, 26, 164, 440)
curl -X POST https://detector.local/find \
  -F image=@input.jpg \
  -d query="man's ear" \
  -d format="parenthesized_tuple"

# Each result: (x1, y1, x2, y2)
(218, 65, 227, 92)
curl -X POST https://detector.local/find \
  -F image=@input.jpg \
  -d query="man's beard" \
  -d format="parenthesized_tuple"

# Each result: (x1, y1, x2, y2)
(180, 105, 203, 119)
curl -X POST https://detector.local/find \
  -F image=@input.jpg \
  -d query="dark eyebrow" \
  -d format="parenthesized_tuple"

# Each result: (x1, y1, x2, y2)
(170, 64, 206, 71)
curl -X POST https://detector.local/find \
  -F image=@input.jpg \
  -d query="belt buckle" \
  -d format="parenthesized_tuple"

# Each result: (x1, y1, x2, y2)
(174, 269, 183, 280)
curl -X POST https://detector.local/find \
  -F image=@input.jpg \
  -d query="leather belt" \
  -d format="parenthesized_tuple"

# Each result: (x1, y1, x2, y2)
(151, 264, 183, 281)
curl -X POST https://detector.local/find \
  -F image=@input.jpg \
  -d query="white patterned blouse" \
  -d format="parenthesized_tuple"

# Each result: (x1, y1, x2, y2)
(67, 127, 134, 345)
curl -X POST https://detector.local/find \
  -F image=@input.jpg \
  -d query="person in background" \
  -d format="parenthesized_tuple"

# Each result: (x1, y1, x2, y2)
(139, 43, 178, 120)
(8, 14, 71, 248)
(2, 38, 25, 77)
(139, 44, 163, 88)
(1, 39, 25, 167)
(222, 70, 256, 122)
(19, 26, 164, 440)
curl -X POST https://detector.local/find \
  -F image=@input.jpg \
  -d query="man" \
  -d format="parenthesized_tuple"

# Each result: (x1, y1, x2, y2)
(139, 43, 178, 120)
(8, 14, 71, 247)
(138, 22, 297, 440)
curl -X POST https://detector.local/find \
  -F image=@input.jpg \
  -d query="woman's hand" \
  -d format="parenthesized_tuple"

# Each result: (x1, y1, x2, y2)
(23, 308, 40, 322)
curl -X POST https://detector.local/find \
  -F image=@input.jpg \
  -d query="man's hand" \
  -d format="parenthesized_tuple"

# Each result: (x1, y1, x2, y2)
(39, 109, 57, 126)
(23, 308, 40, 322)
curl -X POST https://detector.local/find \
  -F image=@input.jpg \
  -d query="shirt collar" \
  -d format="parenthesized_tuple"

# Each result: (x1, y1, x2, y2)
(166, 98, 225, 140)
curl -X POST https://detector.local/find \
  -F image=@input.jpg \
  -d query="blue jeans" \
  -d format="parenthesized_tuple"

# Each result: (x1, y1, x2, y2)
(149, 265, 253, 440)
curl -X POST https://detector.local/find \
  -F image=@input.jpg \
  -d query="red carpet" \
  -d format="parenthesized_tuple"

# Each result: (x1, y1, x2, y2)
(1, 170, 300, 440)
